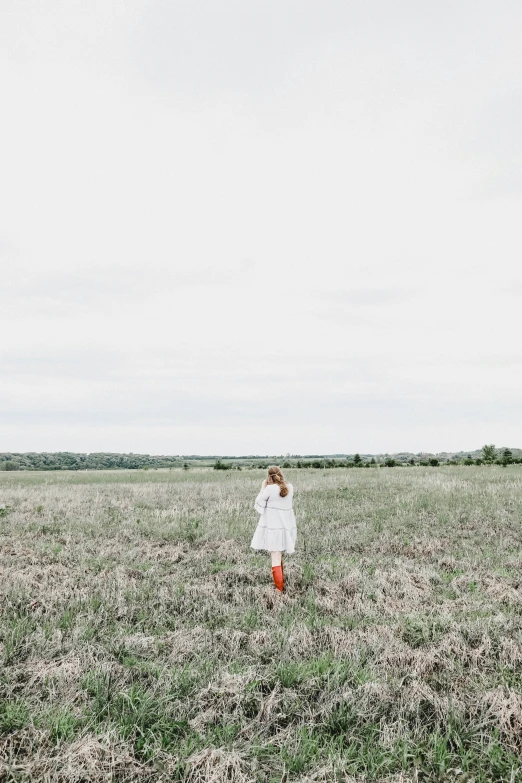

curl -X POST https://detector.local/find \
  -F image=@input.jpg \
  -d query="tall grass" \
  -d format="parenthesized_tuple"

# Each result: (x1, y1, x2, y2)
(1, 467, 522, 781)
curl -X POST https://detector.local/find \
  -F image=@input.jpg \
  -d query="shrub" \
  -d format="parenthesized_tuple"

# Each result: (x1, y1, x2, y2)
(1, 460, 20, 471)
(214, 460, 231, 471)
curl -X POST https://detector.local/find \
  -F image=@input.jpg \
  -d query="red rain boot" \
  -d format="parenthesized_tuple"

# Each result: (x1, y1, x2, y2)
(272, 564, 284, 592)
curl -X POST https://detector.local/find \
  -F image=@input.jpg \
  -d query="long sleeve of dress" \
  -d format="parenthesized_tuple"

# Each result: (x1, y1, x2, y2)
(254, 486, 271, 515)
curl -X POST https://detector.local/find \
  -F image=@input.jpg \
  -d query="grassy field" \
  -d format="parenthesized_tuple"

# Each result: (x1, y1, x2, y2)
(1, 466, 522, 782)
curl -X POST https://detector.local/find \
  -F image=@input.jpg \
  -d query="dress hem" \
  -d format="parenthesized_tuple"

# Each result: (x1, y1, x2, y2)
(250, 544, 296, 554)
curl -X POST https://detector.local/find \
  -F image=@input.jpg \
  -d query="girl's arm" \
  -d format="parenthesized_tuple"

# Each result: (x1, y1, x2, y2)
(254, 485, 271, 514)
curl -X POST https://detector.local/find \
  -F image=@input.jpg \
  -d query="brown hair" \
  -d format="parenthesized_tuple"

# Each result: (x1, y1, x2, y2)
(267, 465, 289, 497)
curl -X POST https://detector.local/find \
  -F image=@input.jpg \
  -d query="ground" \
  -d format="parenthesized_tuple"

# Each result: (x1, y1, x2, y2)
(1, 466, 522, 782)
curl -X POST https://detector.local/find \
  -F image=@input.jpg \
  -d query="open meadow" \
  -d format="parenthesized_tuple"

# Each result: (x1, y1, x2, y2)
(1, 466, 522, 783)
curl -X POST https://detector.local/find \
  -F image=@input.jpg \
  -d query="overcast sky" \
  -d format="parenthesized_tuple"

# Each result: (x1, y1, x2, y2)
(1, 1, 521, 456)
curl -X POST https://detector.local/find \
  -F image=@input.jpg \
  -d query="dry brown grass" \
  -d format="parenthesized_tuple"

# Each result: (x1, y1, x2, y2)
(1, 466, 522, 782)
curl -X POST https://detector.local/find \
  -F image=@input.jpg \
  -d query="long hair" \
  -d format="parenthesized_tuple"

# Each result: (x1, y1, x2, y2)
(267, 465, 289, 497)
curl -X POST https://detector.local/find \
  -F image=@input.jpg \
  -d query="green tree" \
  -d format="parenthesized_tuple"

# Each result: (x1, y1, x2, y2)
(353, 453, 362, 465)
(482, 444, 497, 464)
(502, 448, 513, 467)
(429, 458, 439, 467)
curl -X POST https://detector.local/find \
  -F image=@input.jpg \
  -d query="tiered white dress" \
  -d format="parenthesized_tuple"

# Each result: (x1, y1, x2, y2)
(250, 482, 297, 554)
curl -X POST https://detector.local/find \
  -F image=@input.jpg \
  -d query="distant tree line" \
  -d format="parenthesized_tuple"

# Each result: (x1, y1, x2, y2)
(0, 452, 184, 471)
(1, 445, 520, 472)
(215, 447, 520, 470)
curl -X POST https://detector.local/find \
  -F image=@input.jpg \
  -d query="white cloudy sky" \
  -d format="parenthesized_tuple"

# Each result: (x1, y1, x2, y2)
(1, 0, 521, 456)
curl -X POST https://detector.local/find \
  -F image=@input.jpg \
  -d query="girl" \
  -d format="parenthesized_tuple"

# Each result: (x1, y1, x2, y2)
(250, 465, 297, 592)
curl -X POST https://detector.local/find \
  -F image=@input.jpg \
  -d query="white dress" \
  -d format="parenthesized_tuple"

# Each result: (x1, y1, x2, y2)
(250, 482, 297, 554)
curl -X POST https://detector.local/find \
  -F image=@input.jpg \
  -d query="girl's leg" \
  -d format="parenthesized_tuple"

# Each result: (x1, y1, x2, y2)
(270, 551, 284, 592)
(271, 551, 284, 579)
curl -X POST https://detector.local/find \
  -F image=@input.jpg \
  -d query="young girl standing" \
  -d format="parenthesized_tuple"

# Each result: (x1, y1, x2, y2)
(250, 465, 297, 592)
